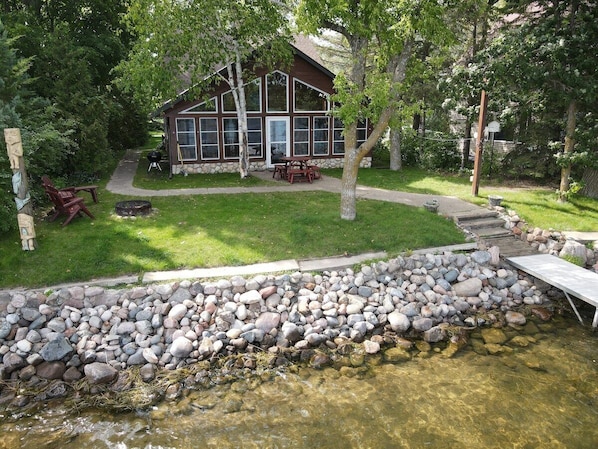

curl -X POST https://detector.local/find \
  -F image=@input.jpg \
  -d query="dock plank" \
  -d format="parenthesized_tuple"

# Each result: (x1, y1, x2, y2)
(507, 254, 598, 326)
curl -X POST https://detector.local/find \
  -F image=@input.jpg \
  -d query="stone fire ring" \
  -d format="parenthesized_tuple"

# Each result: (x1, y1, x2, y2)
(115, 200, 152, 217)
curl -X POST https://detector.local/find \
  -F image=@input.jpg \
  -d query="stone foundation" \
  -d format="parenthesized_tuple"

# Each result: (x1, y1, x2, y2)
(170, 157, 372, 175)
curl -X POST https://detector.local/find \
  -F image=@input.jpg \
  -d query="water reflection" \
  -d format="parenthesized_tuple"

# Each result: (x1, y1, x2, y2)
(2, 315, 597, 449)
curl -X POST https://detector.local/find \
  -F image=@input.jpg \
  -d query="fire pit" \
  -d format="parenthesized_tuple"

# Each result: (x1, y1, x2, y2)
(115, 200, 152, 216)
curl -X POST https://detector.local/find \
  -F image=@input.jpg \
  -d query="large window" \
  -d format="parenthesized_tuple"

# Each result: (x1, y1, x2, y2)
(247, 118, 263, 157)
(223, 118, 239, 159)
(266, 71, 288, 112)
(199, 118, 219, 160)
(313, 117, 329, 156)
(223, 118, 263, 159)
(176, 118, 197, 161)
(333, 118, 344, 155)
(294, 80, 328, 112)
(222, 79, 261, 113)
(293, 117, 309, 156)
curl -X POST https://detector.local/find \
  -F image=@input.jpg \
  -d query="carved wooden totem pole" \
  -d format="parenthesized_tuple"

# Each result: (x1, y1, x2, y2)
(4, 128, 36, 250)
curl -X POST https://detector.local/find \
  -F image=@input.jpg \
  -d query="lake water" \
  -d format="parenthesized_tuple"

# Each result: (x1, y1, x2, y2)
(1, 313, 597, 449)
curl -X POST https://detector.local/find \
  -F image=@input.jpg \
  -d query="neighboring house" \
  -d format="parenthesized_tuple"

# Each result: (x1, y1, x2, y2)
(159, 37, 372, 175)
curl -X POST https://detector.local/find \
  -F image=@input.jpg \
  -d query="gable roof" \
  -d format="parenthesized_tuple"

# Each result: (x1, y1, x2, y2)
(156, 36, 334, 116)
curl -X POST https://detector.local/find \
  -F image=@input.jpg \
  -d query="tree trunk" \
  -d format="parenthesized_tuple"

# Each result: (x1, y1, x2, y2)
(581, 168, 598, 198)
(339, 37, 412, 220)
(341, 137, 360, 221)
(389, 127, 402, 171)
(558, 99, 577, 202)
(227, 51, 250, 179)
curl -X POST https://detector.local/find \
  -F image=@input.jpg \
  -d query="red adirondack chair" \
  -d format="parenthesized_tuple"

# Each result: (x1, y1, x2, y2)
(41, 175, 99, 203)
(45, 185, 95, 226)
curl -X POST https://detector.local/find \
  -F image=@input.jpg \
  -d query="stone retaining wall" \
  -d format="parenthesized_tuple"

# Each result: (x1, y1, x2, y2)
(0, 250, 556, 397)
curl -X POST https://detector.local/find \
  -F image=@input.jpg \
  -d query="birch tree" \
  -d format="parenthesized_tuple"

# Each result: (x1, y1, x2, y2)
(121, 0, 291, 178)
(295, 0, 452, 220)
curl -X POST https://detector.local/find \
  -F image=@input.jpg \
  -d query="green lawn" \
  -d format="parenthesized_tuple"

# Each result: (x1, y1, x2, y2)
(0, 188, 466, 288)
(324, 168, 598, 232)
(2, 138, 595, 289)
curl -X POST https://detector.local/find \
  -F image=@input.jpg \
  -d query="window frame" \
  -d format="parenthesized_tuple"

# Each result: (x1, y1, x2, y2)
(266, 71, 289, 113)
(199, 117, 220, 161)
(312, 116, 330, 156)
(181, 97, 218, 114)
(247, 117, 263, 158)
(293, 78, 330, 113)
(222, 79, 262, 113)
(223, 118, 240, 160)
(293, 116, 310, 156)
(176, 117, 198, 161)
(332, 117, 345, 155)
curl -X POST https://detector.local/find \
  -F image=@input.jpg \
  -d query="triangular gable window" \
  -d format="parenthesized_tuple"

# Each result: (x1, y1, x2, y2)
(222, 79, 262, 113)
(294, 79, 329, 112)
(182, 97, 217, 114)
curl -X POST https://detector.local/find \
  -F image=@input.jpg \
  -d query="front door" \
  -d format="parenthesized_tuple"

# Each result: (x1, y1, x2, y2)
(266, 117, 290, 167)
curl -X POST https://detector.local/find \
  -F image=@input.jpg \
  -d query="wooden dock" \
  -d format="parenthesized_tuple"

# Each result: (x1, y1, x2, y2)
(507, 254, 598, 328)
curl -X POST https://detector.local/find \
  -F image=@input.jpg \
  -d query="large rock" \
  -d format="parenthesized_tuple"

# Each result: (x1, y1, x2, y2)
(480, 328, 508, 345)
(84, 362, 118, 385)
(387, 311, 411, 332)
(36, 361, 66, 380)
(453, 278, 483, 297)
(255, 312, 280, 333)
(168, 303, 188, 321)
(559, 240, 588, 265)
(40, 337, 74, 362)
(239, 290, 262, 305)
(170, 336, 193, 358)
(505, 311, 526, 326)
(2, 352, 26, 373)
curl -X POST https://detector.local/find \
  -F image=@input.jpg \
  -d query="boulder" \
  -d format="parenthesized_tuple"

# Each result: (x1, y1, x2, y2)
(453, 278, 483, 297)
(84, 362, 118, 385)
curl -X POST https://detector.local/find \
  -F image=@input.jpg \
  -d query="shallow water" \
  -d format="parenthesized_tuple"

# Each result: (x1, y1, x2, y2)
(2, 315, 597, 449)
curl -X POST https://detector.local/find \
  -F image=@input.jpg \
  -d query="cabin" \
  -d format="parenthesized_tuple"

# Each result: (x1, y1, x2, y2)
(159, 37, 372, 175)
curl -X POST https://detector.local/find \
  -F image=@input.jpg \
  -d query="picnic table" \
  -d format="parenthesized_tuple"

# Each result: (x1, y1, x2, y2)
(273, 156, 320, 184)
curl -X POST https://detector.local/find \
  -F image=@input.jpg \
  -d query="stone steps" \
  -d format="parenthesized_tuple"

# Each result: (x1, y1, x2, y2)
(452, 208, 538, 258)
(481, 235, 540, 258)
(453, 210, 511, 238)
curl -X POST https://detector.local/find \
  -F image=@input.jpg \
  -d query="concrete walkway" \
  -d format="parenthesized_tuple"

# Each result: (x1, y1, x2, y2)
(107, 149, 482, 217)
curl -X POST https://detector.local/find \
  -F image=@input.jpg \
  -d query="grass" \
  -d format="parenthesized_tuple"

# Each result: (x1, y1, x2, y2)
(0, 186, 465, 288)
(2, 136, 595, 289)
(324, 167, 598, 232)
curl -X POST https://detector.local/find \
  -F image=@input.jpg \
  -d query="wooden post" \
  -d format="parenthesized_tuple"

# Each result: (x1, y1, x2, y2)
(471, 90, 488, 196)
(4, 128, 36, 250)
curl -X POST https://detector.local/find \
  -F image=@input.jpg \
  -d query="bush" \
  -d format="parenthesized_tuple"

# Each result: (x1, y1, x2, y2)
(401, 130, 461, 171)
(500, 143, 560, 181)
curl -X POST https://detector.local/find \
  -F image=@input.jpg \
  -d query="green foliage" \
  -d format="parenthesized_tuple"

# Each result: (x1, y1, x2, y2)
(0, 3, 146, 232)
(121, 0, 292, 110)
(561, 254, 584, 267)
(499, 144, 560, 181)
(400, 130, 461, 171)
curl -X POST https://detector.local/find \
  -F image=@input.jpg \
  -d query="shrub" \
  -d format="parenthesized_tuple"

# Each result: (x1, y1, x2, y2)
(401, 130, 461, 171)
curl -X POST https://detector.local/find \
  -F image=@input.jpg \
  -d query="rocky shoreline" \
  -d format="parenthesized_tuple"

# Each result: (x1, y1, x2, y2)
(0, 249, 560, 409)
